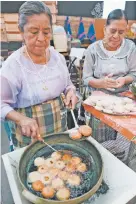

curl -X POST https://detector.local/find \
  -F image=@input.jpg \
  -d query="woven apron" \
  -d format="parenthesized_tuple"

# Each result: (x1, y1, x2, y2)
(4, 50, 67, 151)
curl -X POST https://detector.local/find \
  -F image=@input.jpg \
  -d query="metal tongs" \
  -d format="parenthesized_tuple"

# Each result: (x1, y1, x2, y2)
(60, 93, 79, 129)
(37, 93, 77, 153)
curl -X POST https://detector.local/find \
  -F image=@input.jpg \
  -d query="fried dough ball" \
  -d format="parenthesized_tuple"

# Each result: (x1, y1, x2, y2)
(42, 186, 55, 199)
(58, 171, 70, 181)
(77, 163, 87, 172)
(62, 153, 72, 163)
(41, 173, 52, 185)
(55, 160, 65, 170)
(34, 157, 45, 167)
(28, 171, 41, 183)
(38, 164, 48, 174)
(67, 174, 81, 186)
(51, 152, 62, 161)
(70, 130, 82, 140)
(45, 158, 55, 168)
(71, 157, 81, 165)
(51, 178, 64, 190)
(65, 162, 76, 172)
(56, 187, 70, 201)
(32, 180, 44, 192)
(79, 125, 92, 137)
(49, 168, 60, 178)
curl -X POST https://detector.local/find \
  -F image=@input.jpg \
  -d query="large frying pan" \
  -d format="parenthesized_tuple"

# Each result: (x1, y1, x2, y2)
(18, 133, 103, 204)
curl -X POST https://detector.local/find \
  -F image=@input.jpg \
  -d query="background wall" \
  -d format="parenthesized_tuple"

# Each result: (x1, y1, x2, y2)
(125, 1, 136, 20)
(1, 1, 136, 59)
(1, 1, 25, 13)
(58, 1, 103, 18)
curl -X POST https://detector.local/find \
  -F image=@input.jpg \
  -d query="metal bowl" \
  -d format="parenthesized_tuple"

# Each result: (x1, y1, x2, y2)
(18, 133, 103, 204)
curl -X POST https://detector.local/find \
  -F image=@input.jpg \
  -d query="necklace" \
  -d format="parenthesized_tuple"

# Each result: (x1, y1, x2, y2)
(25, 46, 48, 91)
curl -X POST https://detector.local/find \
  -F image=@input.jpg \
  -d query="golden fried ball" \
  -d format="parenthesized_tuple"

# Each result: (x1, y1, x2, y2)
(79, 125, 92, 137)
(42, 186, 55, 199)
(62, 154, 72, 163)
(32, 180, 44, 192)
(71, 157, 82, 165)
(56, 187, 70, 201)
(77, 163, 87, 172)
(70, 130, 82, 140)
(67, 174, 81, 186)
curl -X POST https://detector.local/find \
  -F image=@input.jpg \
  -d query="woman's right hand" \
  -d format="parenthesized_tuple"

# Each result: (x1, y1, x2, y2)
(17, 116, 40, 139)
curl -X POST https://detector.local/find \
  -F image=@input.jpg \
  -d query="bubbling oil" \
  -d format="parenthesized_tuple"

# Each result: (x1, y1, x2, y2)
(26, 144, 97, 200)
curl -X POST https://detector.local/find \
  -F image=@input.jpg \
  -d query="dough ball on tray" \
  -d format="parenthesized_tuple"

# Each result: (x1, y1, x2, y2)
(124, 103, 135, 112)
(94, 105, 103, 111)
(113, 105, 126, 114)
(103, 109, 113, 114)
(131, 106, 136, 112)
(123, 97, 133, 104)
(95, 100, 104, 107)
(113, 99, 124, 106)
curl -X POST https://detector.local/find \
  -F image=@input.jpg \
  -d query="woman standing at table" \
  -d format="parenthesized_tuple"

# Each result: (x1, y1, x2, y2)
(83, 9, 136, 143)
(0, 1, 77, 150)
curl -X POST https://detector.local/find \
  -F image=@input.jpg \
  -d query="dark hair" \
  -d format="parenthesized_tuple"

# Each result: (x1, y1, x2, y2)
(18, 1, 52, 32)
(106, 9, 128, 26)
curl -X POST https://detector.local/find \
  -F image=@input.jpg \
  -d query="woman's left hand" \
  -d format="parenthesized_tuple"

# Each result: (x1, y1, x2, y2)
(116, 77, 126, 88)
(64, 89, 78, 109)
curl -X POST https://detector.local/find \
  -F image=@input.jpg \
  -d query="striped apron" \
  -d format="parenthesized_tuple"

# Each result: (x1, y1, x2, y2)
(5, 97, 67, 150)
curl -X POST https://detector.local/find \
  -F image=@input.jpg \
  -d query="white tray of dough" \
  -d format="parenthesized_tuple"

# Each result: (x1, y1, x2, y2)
(84, 92, 136, 115)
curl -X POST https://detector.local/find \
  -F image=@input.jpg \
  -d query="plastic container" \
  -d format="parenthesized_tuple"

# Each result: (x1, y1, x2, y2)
(53, 25, 68, 52)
